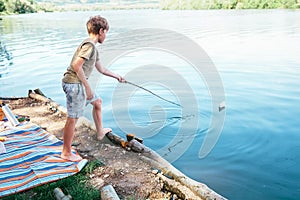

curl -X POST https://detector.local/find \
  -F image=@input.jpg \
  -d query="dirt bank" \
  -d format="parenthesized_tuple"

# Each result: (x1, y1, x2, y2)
(0, 93, 226, 200)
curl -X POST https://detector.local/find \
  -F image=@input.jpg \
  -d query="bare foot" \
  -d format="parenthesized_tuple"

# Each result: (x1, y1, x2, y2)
(97, 128, 112, 140)
(61, 153, 83, 162)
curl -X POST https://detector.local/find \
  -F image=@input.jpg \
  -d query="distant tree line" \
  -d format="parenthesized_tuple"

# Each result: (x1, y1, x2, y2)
(160, 0, 300, 9)
(1, 0, 299, 14)
(0, 0, 159, 14)
(0, 0, 54, 14)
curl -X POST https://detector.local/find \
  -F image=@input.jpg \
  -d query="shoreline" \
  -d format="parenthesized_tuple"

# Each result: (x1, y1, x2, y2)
(1, 3, 299, 17)
(0, 91, 227, 199)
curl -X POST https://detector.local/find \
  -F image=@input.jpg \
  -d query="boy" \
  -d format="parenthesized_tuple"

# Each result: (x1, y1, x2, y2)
(61, 15, 125, 161)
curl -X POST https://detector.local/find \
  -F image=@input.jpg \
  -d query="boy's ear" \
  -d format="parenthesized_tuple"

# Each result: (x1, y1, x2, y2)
(99, 28, 104, 35)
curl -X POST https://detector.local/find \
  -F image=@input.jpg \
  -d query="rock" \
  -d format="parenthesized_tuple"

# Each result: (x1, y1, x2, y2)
(100, 185, 120, 200)
(53, 188, 72, 200)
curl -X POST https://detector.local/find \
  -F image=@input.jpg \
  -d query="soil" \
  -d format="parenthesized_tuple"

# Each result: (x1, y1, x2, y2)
(1, 97, 202, 200)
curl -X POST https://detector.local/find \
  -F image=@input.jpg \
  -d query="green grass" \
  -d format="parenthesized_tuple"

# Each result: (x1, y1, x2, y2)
(2, 160, 103, 200)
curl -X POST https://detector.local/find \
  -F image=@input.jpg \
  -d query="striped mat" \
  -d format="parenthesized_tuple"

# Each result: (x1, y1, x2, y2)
(0, 122, 87, 197)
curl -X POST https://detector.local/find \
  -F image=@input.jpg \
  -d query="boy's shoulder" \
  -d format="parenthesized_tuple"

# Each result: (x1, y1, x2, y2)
(80, 38, 95, 47)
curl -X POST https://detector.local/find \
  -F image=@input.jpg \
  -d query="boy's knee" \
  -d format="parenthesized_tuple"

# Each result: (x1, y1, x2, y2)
(66, 117, 78, 125)
(93, 99, 102, 109)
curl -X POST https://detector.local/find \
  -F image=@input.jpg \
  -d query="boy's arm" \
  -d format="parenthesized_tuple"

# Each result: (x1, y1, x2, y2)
(95, 60, 126, 82)
(73, 57, 93, 100)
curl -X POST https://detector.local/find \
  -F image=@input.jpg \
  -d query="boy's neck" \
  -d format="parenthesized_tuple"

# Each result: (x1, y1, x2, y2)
(88, 34, 99, 44)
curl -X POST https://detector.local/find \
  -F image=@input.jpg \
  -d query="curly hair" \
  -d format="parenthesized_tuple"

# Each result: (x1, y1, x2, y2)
(86, 15, 109, 35)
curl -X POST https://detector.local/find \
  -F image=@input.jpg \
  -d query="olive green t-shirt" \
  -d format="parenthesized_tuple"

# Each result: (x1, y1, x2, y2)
(62, 38, 99, 83)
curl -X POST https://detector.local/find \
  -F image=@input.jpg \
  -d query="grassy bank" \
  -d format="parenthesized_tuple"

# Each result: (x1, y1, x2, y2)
(2, 160, 102, 200)
(160, 0, 300, 9)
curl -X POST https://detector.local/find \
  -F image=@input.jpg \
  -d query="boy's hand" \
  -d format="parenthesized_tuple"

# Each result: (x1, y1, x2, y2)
(117, 75, 126, 83)
(85, 86, 94, 100)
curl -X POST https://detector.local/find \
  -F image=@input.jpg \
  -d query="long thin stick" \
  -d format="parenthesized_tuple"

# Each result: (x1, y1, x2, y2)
(125, 81, 182, 107)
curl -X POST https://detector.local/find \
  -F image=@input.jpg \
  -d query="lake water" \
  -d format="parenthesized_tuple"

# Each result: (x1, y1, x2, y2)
(1, 10, 300, 200)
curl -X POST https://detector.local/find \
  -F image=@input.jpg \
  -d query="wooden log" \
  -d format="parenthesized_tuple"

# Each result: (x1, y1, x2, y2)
(157, 173, 186, 199)
(28, 90, 50, 103)
(106, 132, 126, 146)
(34, 88, 46, 97)
(0, 97, 28, 100)
(28, 90, 67, 114)
(140, 151, 227, 200)
(100, 185, 120, 200)
(128, 139, 151, 153)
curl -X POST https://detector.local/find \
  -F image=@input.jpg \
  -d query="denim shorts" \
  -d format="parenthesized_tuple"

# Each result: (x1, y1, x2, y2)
(62, 82, 100, 118)
(62, 82, 86, 118)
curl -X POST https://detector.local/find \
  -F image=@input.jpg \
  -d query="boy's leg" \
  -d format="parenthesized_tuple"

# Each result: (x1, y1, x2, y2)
(91, 98, 112, 140)
(61, 82, 84, 161)
(61, 117, 82, 161)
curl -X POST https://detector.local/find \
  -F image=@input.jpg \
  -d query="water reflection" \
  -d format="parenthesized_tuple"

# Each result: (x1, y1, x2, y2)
(0, 41, 13, 77)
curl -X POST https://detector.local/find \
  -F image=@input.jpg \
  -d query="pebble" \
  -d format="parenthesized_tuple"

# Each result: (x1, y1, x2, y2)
(103, 174, 110, 178)
(89, 174, 95, 178)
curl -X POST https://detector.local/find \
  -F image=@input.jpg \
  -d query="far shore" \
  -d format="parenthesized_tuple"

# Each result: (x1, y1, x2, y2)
(1, 1, 299, 17)
(53, 3, 160, 11)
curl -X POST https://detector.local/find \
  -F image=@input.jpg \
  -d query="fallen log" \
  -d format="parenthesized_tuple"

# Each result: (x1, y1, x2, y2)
(33, 88, 46, 97)
(28, 90, 67, 114)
